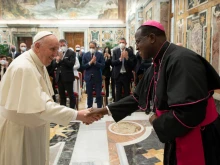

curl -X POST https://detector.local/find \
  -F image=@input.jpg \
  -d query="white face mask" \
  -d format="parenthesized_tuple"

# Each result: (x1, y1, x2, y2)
(81, 49, 84, 52)
(0, 60, 7, 65)
(119, 43, 125, 49)
(61, 46, 67, 52)
(20, 47, 26, 51)
(89, 48, 95, 54)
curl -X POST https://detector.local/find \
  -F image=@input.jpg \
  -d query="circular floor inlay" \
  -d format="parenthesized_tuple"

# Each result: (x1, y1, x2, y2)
(108, 121, 144, 136)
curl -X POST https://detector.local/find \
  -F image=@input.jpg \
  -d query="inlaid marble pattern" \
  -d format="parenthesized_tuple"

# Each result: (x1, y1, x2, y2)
(115, 29, 124, 42)
(124, 130, 164, 165)
(102, 30, 114, 42)
(91, 30, 100, 43)
(107, 120, 147, 165)
(106, 120, 163, 165)
(50, 122, 80, 165)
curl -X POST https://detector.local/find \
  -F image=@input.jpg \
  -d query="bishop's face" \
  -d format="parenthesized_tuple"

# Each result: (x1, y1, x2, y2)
(135, 28, 154, 60)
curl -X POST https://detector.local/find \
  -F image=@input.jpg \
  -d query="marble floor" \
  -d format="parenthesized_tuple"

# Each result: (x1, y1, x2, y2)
(49, 93, 164, 165)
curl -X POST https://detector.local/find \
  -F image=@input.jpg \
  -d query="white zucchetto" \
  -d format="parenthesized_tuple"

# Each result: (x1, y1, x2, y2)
(33, 31, 53, 43)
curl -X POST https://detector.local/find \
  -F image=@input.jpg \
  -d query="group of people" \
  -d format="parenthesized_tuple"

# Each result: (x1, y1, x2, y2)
(0, 43, 27, 81)
(0, 20, 220, 165)
(83, 37, 152, 109)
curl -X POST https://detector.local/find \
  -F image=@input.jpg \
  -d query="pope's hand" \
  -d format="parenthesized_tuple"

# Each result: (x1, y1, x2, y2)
(76, 109, 99, 125)
(84, 107, 109, 125)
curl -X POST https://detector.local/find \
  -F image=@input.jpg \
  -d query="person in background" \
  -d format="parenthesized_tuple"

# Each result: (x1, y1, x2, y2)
(15, 43, 27, 58)
(112, 37, 136, 101)
(102, 46, 112, 105)
(135, 51, 152, 85)
(82, 41, 105, 108)
(46, 57, 57, 102)
(76, 45, 85, 88)
(8, 45, 19, 59)
(6, 57, 13, 67)
(54, 40, 76, 109)
(128, 46, 134, 54)
(73, 51, 81, 104)
(0, 55, 8, 80)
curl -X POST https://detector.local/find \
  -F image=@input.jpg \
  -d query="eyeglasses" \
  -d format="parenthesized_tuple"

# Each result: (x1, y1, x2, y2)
(135, 35, 148, 45)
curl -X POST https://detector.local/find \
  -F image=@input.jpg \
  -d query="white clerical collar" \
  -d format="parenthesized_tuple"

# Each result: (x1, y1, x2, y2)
(29, 49, 44, 68)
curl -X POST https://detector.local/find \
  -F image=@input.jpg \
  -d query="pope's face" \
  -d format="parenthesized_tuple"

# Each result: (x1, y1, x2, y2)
(37, 35, 59, 66)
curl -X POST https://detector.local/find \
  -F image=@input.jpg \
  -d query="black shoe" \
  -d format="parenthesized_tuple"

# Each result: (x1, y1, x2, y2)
(145, 108, 151, 115)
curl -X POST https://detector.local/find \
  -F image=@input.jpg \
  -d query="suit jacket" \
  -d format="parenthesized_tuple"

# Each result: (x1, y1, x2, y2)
(54, 49, 76, 83)
(82, 51, 105, 82)
(112, 48, 136, 79)
(77, 52, 84, 72)
(8, 52, 20, 59)
(102, 56, 112, 78)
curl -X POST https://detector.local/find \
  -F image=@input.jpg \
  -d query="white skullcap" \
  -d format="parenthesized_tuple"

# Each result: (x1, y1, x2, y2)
(33, 31, 53, 43)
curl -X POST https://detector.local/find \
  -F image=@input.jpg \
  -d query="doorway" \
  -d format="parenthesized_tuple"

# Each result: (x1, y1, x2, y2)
(17, 37, 33, 51)
(64, 32, 84, 50)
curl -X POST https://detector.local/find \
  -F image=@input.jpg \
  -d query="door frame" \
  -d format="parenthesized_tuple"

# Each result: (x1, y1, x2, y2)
(12, 32, 36, 50)
(59, 28, 88, 51)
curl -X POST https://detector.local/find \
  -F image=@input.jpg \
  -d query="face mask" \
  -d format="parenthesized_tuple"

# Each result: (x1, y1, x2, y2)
(20, 47, 26, 51)
(11, 48, 15, 52)
(76, 47, 80, 52)
(119, 43, 125, 49)
(89, 48, 95, 54)
(61, 46, 67, 52)
(81, 49, 84, 52)
(0, 60, 6, 65)
(98, 50, 102, 53)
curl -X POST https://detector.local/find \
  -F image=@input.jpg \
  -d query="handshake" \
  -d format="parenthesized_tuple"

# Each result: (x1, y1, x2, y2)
(76, 107, 109, 125)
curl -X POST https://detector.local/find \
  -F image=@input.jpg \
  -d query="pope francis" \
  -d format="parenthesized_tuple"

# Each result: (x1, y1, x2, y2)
(0, 31, 95, 165)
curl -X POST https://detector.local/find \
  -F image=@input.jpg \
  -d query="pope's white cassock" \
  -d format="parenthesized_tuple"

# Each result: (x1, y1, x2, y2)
(0, 49, 78, 165)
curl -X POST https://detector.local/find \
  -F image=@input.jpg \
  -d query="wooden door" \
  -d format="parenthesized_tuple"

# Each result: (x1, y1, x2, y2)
(17, 37, 32, 51)
(65, 32, 84, 50)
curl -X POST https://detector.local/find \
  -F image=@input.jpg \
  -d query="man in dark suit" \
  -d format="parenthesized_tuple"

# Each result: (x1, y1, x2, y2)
(112, 37, 136, 101)
(55, 39, 76, 109)
(8, 45, 20, 59)
(82, 41, 105, 108)
(47, 58, 57, 102)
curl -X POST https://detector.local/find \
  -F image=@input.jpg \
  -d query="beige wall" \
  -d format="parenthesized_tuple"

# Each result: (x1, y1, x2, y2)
(174, 0, 220, 71)
(0, 26, 125, 51)
(126, 0, 170, 51)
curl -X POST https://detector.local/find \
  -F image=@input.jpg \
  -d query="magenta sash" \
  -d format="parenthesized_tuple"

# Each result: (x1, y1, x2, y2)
(156, 97, 218, 165)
